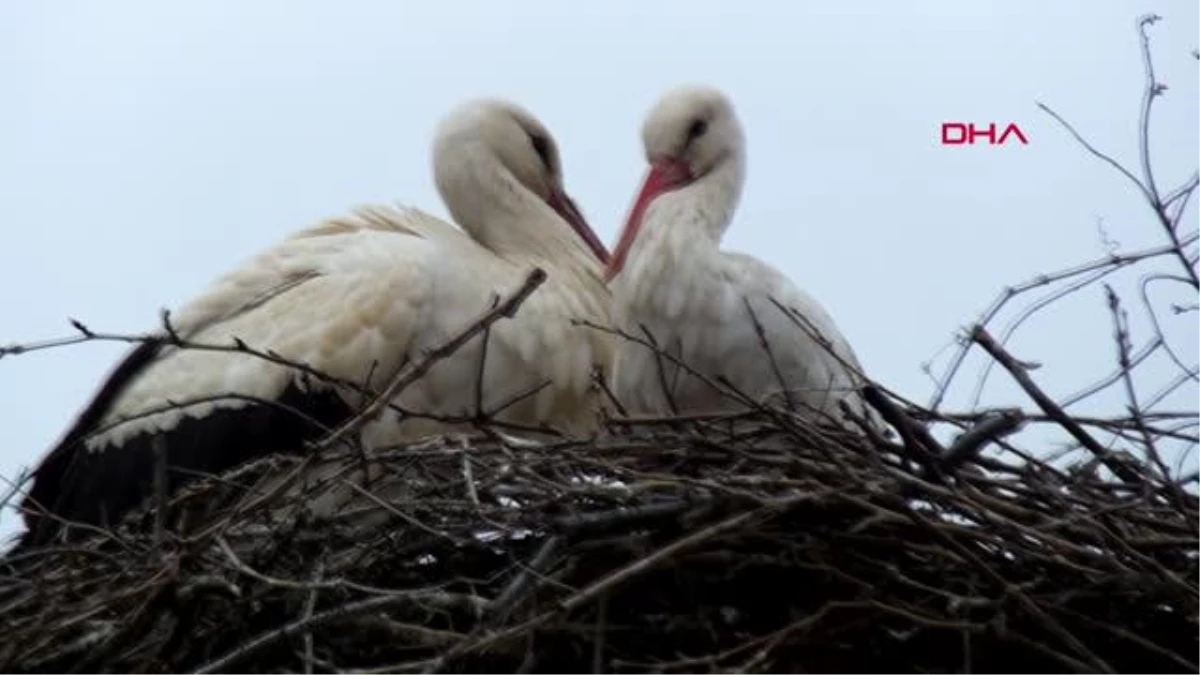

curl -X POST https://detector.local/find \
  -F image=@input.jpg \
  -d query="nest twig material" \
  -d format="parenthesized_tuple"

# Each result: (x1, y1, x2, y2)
(1, 395, 1195, 674)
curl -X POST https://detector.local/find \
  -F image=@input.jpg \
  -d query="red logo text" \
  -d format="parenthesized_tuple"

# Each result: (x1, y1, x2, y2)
(941, 122, 1029, 145)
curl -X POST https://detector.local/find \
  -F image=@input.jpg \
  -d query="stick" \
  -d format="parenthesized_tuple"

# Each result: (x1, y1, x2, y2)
(970, 326, 1141, 484)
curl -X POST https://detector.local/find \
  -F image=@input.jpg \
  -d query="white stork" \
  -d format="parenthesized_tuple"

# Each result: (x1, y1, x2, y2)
(605, 85, 880, 431)
(20, 98, 612, 545)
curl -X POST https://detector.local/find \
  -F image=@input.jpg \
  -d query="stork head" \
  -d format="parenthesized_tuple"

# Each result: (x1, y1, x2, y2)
(606, 85, 745, 281)
(433, 99, 609, 264)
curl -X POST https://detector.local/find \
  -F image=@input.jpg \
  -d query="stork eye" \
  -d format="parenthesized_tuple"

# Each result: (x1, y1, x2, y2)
(686, 118, 708, 143)
(530, 134, 552, 169)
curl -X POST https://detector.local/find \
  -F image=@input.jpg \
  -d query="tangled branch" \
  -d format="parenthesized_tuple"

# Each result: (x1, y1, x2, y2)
(922, 16, 1197, 486)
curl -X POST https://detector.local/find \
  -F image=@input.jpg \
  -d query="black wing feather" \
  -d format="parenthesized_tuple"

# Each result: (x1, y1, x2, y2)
(20, 373, 352, 547)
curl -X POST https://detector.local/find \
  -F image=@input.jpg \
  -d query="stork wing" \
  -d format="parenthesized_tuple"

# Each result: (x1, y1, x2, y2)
(724, 252, 883, 430)
(20, 206, 459, 541)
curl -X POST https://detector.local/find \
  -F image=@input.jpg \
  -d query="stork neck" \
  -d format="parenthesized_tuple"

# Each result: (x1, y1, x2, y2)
(441, 151, 600, 275)
(618, 155, 745, 282)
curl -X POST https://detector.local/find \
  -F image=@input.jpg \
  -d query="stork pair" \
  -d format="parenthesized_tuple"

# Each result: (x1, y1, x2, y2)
(15, 86, 879, 547)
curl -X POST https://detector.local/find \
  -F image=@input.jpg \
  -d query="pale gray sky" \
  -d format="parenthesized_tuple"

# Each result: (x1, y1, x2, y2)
(2, 1, 1197, 540)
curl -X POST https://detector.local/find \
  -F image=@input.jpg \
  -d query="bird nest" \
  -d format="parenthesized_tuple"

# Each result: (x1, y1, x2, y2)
(1, 393, 1196, 674)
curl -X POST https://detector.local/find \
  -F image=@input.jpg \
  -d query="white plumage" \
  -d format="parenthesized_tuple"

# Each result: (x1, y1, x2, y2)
(21, 98, 611, 543)
(606, 86, 880, 430)
(99, 204, 606, 446)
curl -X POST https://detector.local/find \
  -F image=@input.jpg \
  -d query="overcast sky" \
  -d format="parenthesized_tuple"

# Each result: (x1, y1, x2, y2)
(1, 1, 1197, 541)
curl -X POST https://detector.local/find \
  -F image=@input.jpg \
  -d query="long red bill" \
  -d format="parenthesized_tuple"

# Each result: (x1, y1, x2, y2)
(549, 189, 609, 264)
(604, 158, 692, 282)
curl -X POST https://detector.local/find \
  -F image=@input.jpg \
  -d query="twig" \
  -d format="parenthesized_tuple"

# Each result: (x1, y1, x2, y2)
(861, 386, 945, 480)
(1104, 286, 1164, 473)
(489, 535, 562, 620)
(971, 326, 1141, 485)
(152, 435, 169, 547)
(941, 410, 1026, 473)
(743, 299, 794, 411)
(302, 562, 325, 675)
(195, 594, 434, 674)
(592, 592, 609, 674)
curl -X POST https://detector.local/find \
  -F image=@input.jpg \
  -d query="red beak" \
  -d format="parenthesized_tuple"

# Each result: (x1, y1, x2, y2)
(548, 189, 609, 264)
(604, 158, 692, 282)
